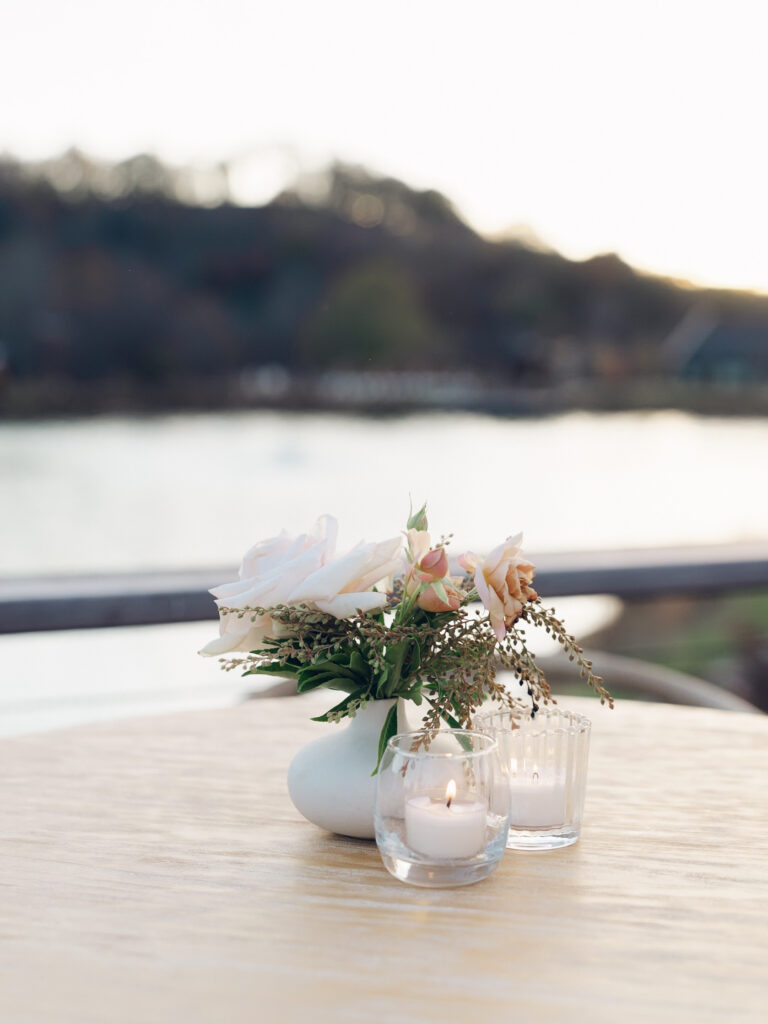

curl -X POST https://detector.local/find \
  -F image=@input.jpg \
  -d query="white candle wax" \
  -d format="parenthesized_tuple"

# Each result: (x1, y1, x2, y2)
(506, 774, 567, 828)
(405, 795, 487, 859)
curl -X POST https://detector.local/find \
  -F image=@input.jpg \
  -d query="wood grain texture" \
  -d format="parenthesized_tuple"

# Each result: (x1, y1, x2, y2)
(2, 694, 767, 1024)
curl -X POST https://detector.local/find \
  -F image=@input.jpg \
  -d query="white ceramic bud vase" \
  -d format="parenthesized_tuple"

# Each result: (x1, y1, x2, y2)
(287, 697, 412, 839)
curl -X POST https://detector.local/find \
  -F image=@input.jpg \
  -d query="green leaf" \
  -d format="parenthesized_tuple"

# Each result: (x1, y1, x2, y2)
(406, 500, 428, 532)
(324, 677, 368, 694)
(403, 684, 423, 704)
(311, 693, 362, 723)
(349, 650, 370, 678)
(244, 662, 299, 679)
(296, 675, 329, 693)
(372, 702, 399, 776)
(405, 639, 421, 676)
(296, 648, 371, 695)
(439, 708, 473, 753)
(321, 657, 356, 677)
(378, 639, 408, 698)
(422, 697, 474, 753)
(298, 671, 363, 695)
(296, 666, 340, 692)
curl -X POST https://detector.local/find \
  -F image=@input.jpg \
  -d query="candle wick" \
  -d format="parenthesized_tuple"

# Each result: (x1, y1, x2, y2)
(446, 793, 453, 809)
(532, 771, 539, 783)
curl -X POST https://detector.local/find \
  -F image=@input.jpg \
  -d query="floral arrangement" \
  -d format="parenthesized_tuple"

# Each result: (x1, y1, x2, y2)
(200, 503, 612, 767)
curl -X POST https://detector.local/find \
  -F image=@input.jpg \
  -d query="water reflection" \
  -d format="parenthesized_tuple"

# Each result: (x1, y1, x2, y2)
(2, 410, 768, 575)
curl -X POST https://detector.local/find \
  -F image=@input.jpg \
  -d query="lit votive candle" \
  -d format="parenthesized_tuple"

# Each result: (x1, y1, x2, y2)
(405, 780, 487, 859)
(506, 763, 567, 828)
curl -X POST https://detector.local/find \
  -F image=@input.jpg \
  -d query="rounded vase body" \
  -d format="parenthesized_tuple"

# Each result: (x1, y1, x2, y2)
(287, 698, 398, 839)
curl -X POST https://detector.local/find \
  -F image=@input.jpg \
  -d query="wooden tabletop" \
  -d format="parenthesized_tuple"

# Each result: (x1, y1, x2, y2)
(2, 693, 767, 1024)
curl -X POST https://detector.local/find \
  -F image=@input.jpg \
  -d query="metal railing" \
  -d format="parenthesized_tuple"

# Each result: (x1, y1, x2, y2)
(2, 542, 768, 635)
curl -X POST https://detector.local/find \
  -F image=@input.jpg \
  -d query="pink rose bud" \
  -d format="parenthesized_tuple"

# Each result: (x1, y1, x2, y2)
(417, 580, 462, 613)
(418, 547, 450, 581)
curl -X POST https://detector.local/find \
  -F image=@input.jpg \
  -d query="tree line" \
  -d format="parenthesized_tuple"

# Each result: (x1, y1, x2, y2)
(1, 151, 767, 414)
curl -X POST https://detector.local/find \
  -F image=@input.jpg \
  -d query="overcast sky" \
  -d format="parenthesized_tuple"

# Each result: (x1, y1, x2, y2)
(3, 0, 767, 292)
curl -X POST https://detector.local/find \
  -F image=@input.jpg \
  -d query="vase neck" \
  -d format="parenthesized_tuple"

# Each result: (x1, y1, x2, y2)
(346, 698, 397, 737)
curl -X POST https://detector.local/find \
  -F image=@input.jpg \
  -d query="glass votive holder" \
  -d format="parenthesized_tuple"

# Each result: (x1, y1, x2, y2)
(374, 729, 510, 888)
(474, 707, 591, 851)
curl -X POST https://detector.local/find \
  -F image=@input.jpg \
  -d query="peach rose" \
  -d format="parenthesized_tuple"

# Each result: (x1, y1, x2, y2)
(459, 533, 537, 641)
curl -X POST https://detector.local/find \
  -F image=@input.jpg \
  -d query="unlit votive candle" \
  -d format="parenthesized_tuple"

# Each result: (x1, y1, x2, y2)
(477, 708, 591, 851)
(507, 767, 567, 828)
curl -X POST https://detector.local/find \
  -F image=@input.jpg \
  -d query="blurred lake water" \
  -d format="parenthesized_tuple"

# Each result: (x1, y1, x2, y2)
(3, 409, 768, 576)
(2, 409, 767, 736)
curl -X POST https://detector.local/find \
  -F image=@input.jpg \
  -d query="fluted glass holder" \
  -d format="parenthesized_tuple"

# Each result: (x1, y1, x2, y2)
(474, 708, 591, 851)
(374, 730, 510, 887)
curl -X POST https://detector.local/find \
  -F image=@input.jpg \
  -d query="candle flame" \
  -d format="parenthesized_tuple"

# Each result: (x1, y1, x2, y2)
(445, 779, 456, 808)
(510, 757, 518, 775)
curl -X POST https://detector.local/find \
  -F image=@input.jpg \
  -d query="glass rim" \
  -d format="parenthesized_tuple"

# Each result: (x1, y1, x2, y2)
(473, 706, 592, 737)
(385, 728, 498, 759)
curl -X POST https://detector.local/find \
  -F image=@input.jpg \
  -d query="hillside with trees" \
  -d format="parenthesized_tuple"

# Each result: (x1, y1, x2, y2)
(2, 151, 767, 416)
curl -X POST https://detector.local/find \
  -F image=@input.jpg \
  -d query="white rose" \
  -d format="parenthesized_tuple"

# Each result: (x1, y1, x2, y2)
(199, 515, 403, 656)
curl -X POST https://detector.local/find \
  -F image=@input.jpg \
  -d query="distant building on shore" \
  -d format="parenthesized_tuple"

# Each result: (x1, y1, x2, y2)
(661, 305, 768, 383)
